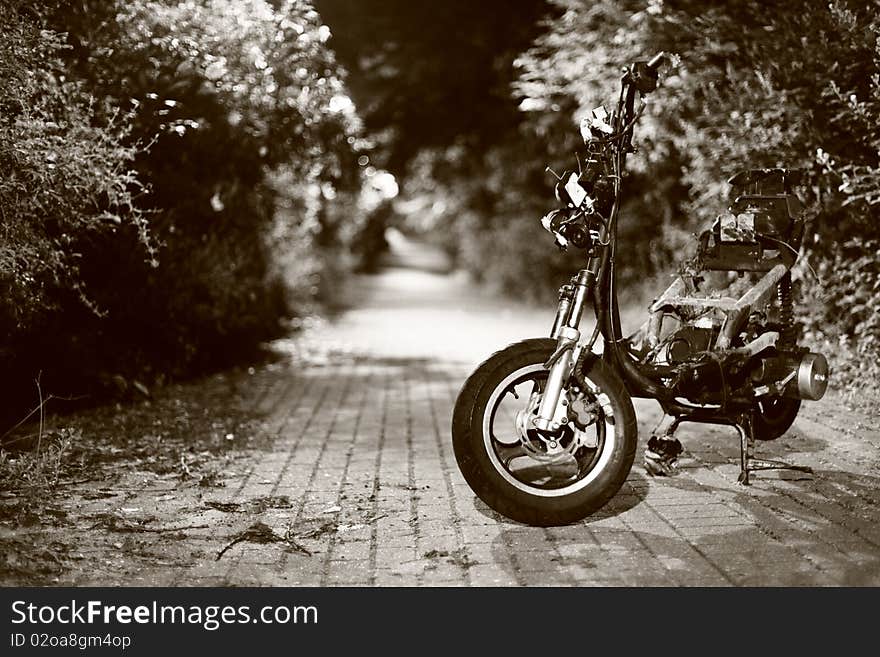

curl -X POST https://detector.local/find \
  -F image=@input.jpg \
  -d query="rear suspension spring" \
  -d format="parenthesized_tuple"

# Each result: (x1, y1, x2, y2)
(777, 272, 797, 348)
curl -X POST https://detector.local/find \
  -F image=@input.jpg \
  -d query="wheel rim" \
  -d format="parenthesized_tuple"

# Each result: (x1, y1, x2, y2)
(481, 363, 616, 498)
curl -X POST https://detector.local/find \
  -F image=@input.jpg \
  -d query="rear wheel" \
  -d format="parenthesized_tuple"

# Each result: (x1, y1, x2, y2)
(753, 396, 801, 441)
(451, 338, 637, 526)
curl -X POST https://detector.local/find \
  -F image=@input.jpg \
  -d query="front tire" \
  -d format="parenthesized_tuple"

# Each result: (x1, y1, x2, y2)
(451, 338, 637, 526)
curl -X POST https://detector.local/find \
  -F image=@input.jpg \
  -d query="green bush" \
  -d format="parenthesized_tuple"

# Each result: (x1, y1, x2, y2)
(0, 4, 150, 330)
(0, 2, 154, 420)
(0, 0, 363, 428)
(61, 0, 362, 362)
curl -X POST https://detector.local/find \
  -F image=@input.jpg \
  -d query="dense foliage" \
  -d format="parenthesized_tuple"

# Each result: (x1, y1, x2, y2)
(0, 0, 364, 427)
(315, 0, 552, 176)
(0, 3, 150, 337)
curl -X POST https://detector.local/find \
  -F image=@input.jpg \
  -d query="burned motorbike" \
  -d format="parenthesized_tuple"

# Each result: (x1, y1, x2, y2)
(451, 53, 828, 526)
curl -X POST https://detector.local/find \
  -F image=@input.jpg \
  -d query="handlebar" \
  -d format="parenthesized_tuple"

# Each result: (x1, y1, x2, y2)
(581, 52, 669, 146)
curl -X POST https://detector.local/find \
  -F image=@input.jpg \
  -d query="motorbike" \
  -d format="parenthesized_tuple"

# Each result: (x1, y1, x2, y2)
(450, 53, 829, 526)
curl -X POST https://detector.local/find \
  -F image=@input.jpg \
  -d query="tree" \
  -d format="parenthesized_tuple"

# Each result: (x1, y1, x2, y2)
(315, 0, 554, 175)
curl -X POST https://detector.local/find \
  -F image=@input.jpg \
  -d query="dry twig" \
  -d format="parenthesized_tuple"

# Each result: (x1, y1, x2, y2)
(216, 521, 311, 560)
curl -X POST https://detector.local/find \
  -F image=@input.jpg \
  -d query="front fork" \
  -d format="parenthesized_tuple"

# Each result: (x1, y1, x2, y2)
(533, 266, 597, 432)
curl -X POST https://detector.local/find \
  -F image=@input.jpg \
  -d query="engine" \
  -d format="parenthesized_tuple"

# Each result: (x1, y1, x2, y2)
(650, 311, 828, 406)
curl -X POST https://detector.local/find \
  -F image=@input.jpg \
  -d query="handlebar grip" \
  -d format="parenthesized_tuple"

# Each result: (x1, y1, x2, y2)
(629, 55, 663, 94)
(647, 50, 666, 70)
(647, 51, 666, 70)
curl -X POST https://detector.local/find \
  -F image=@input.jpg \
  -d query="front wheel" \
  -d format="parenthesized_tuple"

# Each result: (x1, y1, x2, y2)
(451, 338, 638, 526)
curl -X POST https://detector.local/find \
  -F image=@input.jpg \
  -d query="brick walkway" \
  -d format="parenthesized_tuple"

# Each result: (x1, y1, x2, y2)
(156, 362, 879, 587)
(54, 233, 880, 586)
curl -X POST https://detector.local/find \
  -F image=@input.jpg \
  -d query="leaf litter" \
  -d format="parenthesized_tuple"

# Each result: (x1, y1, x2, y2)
(216, 521, 310, 560)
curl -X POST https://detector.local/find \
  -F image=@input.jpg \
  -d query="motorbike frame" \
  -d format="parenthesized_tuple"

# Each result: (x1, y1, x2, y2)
(537, 62, 814, 484)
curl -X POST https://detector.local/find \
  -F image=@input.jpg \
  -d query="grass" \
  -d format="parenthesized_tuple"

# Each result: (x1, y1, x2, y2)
(0, 428, 78, 524)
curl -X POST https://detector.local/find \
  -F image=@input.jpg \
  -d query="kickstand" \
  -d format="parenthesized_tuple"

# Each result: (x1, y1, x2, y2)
(736, 411, 812, 485)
